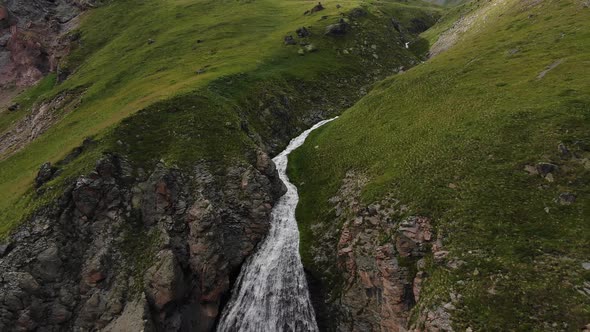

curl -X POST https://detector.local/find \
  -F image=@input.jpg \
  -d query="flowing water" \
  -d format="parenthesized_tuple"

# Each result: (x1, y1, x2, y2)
(217, 118, 337, 332)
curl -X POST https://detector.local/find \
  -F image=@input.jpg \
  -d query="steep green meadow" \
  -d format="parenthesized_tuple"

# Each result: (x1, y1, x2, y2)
(291, 0, 590, 329)
(0, 0, 441, 237)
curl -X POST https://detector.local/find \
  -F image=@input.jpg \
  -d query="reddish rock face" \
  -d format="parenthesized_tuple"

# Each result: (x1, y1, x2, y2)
(396, 216, 433, 257)
(310, 171, 444, 331)
(3, 28, 48, 86)
(85, 270, 106, 285)
(0, 1, 83, 89)
(0, 7, 10, 25)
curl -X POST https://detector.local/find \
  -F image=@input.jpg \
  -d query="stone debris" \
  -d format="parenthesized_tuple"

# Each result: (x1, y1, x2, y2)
(284, 35, 296, 45)
(556, 192, 576, 205)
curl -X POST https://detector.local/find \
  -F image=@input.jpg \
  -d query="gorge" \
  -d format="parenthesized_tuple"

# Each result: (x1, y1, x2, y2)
(217, 118, 336, 332)
(0, 0, 589, 331)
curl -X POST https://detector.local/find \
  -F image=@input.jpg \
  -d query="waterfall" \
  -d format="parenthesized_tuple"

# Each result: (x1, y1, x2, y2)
(217, 118, 337, 332)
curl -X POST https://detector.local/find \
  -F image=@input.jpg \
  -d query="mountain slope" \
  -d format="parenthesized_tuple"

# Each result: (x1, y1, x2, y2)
(0, 0, 440, 237)
(423, 0, 469, 6)
(291, 0, 590, 330)
(0, 0, 442, 331)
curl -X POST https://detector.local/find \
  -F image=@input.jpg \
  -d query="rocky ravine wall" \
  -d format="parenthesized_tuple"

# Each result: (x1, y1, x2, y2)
(0, 0, 100, 89)
(0, 150, 286, 331)
(306, 171, 455, 331)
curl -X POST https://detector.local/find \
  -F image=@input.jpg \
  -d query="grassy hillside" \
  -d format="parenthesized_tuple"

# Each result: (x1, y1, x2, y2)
(0, 0, 441, 237)
(291, 0, 590, 329)
(424, 0, 469, 6)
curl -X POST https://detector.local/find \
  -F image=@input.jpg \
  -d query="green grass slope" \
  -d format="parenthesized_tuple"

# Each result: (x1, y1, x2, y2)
(0, 0, 441, 237)
(423, 0, 468, 6)
(291, 0, 590, 329)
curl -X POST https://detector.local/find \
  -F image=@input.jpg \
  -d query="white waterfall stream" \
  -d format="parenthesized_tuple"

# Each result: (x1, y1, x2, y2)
(216, 118, 337, 332)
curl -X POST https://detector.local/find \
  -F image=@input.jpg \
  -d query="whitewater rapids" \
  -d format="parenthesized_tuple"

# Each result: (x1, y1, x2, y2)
(217, 118, 337, 332)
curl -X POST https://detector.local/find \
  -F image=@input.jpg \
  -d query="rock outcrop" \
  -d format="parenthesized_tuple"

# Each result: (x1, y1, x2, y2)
(0, 0, 100, 89)
(306, 171, 447, 331)
(0, 150, 286, 331)
(325, 19, 350, 35)
(429, 0, 508, 57)
(0, 88, 85, 159)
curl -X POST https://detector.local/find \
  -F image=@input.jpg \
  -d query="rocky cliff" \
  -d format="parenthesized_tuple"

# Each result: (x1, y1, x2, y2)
(0, 149, 285, 331)
(305, 171, 454, 331)
(0, 0, 100, 89)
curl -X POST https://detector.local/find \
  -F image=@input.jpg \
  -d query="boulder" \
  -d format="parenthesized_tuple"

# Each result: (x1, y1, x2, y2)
(557, 192, 576, 205)
(296, 27, 310, 38)
(536, 162, 558, 176)
(35, 162, 57, 188)
(284, 35, 296, 45)
(325, 19, 350, 35)
(310, 2, 325, 14)
(349, 8, 367, 19)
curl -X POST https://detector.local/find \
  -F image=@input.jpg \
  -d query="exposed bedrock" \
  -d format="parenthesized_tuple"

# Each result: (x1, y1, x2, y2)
(0, 0, 101, 88)
(305, 171, 452, 331)
(0, 151, 286, 331)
